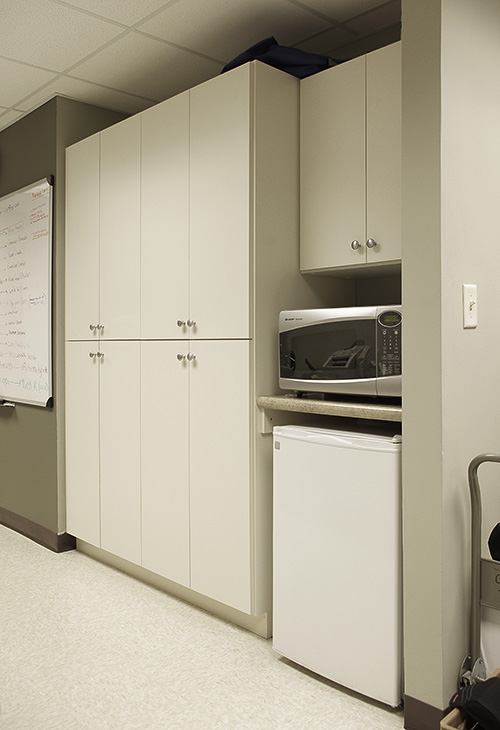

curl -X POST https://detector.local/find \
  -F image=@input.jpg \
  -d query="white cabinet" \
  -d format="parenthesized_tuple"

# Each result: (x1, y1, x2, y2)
(189, 67, 250, 340)
(65, 135, 100, 341)
(99, 341, 141, 564)
(65, 340, 141, 565)
(140, 67, 251, 341)
(141, 341, 190, 587)
(66, 60, 330, 623)
(141, 340, 251, 613)
(189, 340, 251, 612)
(300, 42, 401, 273)
(65, 115, 141, 341)
(141, 94, 189, 340)
(99, 118, 141, 339)
(65, 341, 100, 545)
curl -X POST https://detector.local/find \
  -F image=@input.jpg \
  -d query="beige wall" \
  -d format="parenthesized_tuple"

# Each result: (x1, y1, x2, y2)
(402, 0, 500, 709)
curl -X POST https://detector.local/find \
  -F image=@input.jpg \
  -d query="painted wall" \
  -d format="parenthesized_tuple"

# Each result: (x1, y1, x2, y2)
(0, 98, 126, 541)
(402, 0, 500, 710)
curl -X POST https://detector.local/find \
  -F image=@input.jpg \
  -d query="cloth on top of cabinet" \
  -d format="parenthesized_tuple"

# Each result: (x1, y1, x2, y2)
(221, 36, 335, 79)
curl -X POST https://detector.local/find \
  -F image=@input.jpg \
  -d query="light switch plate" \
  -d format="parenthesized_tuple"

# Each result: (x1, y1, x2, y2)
(463, 284, 478, 328)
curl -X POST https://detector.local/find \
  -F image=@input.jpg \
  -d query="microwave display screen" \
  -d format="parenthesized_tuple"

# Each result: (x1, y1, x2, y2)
(280, 319, 376, 382)
(379, 311, 402, 327)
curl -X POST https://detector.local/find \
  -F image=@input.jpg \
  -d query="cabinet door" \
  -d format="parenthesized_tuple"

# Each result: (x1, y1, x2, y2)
(189, 339, 251, 613)
(65, 135, 100, 341)
(190, 65, 250, 339)
(99, 341, 141, 564)
(141, 341, 190, 586)
(300, 56, 366, 271)
(65, 341, 100, 545)
(100, 116, 141, 339)
(366, 42, 402, 264)
(141, 94, 189, 339)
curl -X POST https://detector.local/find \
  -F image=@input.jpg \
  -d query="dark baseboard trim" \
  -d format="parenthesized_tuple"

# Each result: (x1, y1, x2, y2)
(0, 506, 76, 553)
(404, 695, 446, 730)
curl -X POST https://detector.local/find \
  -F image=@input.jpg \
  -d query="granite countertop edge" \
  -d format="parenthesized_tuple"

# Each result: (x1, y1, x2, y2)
(256, 395, 402, 422)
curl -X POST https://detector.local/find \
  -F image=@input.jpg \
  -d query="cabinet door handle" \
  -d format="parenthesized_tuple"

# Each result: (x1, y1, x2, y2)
(89, 351, 97, 358)
(350, 240, 362, 251)
(177, 320, 186, 328)
(97, 323, 104, 330)
(89, 324, 97, 331)
(176, 353, 186, 361)
(186, 352, 196, 361)
(96, 351, 104, 359)
(187, 319, 196, 328)
(366, 238, 377, 249)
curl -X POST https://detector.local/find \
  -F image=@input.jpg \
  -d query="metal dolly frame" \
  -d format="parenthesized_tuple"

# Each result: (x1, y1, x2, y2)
(460, 454, 500, 687)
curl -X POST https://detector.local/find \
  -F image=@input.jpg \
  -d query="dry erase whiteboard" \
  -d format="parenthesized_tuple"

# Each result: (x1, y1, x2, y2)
(0, 178, 53, 406)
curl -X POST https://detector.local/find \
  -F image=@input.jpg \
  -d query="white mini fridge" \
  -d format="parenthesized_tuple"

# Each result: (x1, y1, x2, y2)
(273, 425, 402, 707)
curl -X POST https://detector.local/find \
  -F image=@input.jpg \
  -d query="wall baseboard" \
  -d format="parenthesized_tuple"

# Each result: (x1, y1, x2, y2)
(0, 506, 75, 553)
(404, 695, 445, 730)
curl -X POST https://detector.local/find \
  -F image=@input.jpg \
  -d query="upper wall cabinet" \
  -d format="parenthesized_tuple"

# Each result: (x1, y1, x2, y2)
(65, 116, 141, 340)
(300, 42, 401, 273)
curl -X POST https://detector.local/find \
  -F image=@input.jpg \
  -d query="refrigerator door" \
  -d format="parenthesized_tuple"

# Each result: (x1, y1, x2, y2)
(273, 425, 402, 707)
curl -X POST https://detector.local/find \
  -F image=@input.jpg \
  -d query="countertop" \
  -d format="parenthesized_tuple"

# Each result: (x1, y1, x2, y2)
(256, 394, 402, 423)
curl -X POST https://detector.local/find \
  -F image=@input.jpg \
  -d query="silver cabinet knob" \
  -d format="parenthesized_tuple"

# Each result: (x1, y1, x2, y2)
(96, 351, 104, 359)
(176, 353, 186, 361)
(89, 351, 97, 358)
(350, 240, 362, 251)
(89, 324, 97, 331)
(186, 352, 196, 361)
(97, 323, 104, 331)
(187, 319, 196, 328)
(177, 320, 186, 328)
(366, 238, 377, 249)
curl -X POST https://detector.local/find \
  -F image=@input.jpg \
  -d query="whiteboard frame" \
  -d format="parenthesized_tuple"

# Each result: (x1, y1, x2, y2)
(0, 177, 53, 407)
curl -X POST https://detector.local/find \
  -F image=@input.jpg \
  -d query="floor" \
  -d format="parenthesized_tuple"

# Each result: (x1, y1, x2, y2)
(0, 525, 405, 730)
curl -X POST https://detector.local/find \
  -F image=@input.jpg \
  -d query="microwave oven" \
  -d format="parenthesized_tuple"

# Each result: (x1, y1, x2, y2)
(279, 305, 402, 397)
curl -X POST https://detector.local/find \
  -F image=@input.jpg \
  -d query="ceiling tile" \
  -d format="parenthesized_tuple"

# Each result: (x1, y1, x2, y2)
(58, 0, 177, 27)
(290, 0, 394, 23)
(324, 24, 400, 59)
(0, 0, 125, 71)
(294, 25, 355, 55)
(344, 1, 401, 33)
(137, 0, 332, 63)
(70, 32, 223, 101)
(17, 76, 155, 115)
(0, 59, 58, 108)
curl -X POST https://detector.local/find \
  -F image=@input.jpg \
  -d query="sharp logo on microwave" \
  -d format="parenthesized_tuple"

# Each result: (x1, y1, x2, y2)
(284, 317, 303, 321)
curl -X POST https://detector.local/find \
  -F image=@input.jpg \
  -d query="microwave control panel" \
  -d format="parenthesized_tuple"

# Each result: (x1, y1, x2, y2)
(377, 311, 402, 377)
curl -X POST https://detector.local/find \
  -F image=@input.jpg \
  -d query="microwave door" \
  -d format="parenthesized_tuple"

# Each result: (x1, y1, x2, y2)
(279, 320, 378, 395)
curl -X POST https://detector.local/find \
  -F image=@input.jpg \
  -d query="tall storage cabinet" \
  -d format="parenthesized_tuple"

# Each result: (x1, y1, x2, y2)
(66, 61, 327, 622)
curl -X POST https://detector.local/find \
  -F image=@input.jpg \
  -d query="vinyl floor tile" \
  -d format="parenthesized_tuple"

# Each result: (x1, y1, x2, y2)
(0, 525, 405, 729)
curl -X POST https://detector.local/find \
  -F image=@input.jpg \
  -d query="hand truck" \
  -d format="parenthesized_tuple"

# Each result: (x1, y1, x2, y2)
(459, 454, 500, 687)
